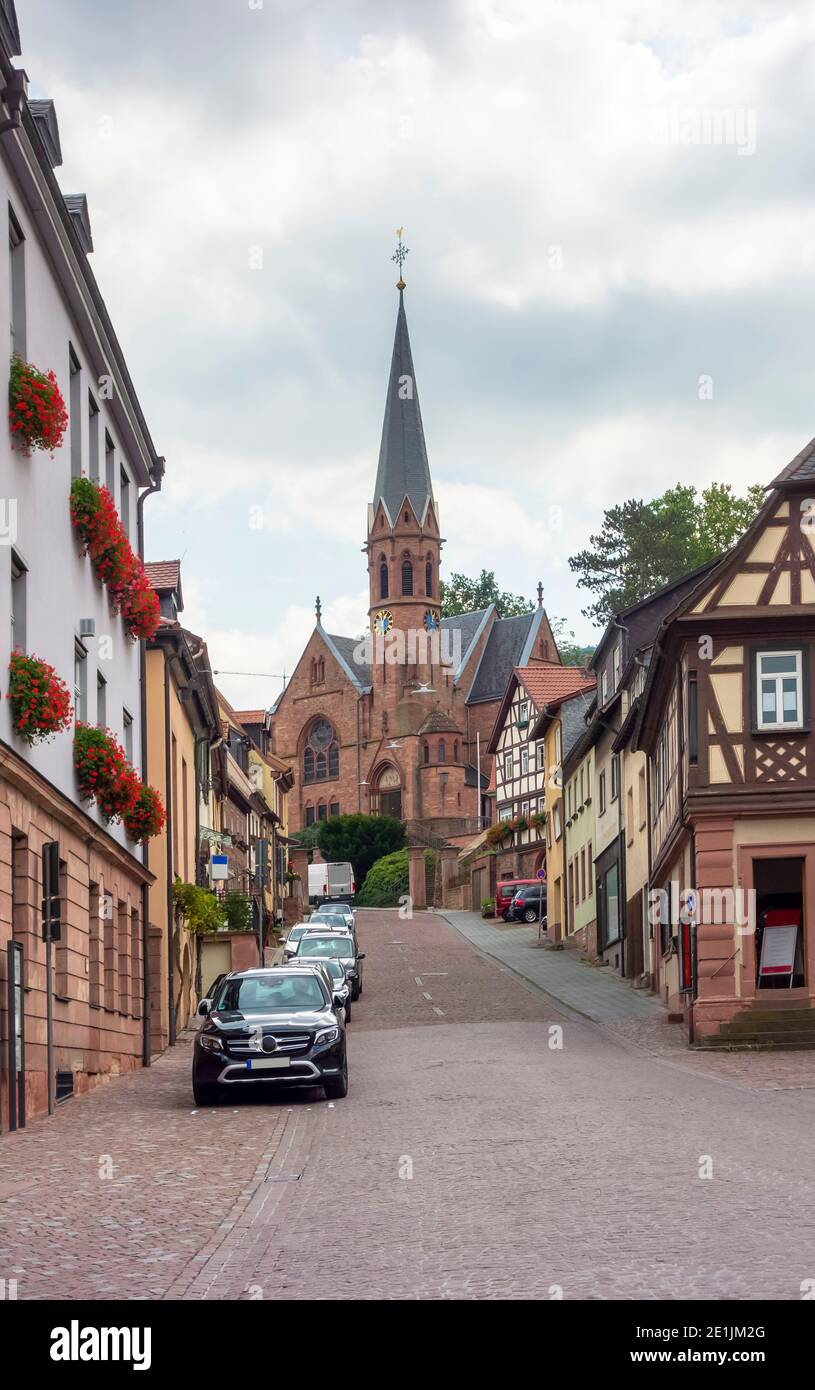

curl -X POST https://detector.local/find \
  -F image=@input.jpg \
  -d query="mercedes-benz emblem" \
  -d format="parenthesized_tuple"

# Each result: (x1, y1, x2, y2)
(261, 1034, 278, 1055)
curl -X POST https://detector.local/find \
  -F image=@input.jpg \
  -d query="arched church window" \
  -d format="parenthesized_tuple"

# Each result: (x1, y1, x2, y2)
(404, 510, 410, 523)
(305, 804, 315, 827)
(438, 739, 446, 763)
(425, 558, 433, 596)
(380, 560, 389, 599)
(423, 741, 429, 764)
(303, 718, 339, 784)
(402, 559, 413, 596)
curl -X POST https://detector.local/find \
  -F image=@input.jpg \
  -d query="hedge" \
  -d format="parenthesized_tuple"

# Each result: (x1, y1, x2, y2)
(356, 847, 436, 907)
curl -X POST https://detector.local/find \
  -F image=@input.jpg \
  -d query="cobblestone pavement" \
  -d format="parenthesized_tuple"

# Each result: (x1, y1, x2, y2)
(2, 908, 815, 1300)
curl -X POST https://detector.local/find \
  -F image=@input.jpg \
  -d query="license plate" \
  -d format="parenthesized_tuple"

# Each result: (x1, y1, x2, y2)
(246, 1057, 291, 1071)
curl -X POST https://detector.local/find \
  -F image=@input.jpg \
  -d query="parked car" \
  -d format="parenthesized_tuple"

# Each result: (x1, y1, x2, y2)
(496, 877, 542, 921)
(509, 882, 548, 924)
(282, 922, 314, 960)
(199, 972, 227, 1012)
(290, 955, 352, 1022)
(193, 966, 348, 1106)
(295, 931, 365, 1000)
(308, 910, 355, 937)
(324, 901, 355, 929)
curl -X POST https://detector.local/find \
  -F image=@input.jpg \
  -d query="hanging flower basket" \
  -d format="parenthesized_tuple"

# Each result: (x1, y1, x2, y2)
(124, 784, 166, 842)
(7, 651, 73, 745)
(9, 355, 69, 455)
(69, 478, 160, 641)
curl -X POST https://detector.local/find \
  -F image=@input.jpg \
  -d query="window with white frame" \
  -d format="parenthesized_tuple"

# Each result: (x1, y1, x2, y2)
(612, 643, 621, 691)
(756, 650, 804, 731)
(611, 753, 620, 801)
(499, 805, 513, 822)
(9, 205, 26, 359)
(503, 752, 513, 781)
(123, 708, 133, 762)
(552, 803, 562, 840)
(520, 747, 529, 775)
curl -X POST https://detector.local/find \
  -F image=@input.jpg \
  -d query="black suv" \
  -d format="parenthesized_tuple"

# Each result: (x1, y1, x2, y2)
(510, 882, 548, 923)
(192, 966, 348, 1106)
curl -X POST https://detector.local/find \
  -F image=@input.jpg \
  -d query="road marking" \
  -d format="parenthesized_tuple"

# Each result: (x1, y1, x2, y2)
(432, 1006, 445, 1017)
(414, 975, 423, 985)
(423, 991, 433, 1000)
(422, 972, 449, 977)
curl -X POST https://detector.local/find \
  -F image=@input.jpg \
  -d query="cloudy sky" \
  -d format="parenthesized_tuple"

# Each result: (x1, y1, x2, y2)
(18, 0, 815, 707)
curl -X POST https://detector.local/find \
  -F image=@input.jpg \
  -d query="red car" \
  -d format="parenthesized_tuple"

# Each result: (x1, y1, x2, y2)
(495, 878, 542, 921)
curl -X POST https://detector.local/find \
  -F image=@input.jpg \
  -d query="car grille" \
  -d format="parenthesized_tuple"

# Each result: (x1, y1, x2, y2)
(227, 1030, 312, 1057)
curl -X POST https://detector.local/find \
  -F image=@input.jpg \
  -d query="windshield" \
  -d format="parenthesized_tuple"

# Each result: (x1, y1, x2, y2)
(215, 974, 327, 1012)
(287, 924, 309, 940)
(300, 936, 354, 960)
(310, 914, 348, 928)
(300, 956, 344, 981)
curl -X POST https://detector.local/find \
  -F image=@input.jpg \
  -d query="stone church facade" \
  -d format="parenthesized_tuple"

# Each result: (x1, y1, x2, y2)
(269, 280, 561, 842)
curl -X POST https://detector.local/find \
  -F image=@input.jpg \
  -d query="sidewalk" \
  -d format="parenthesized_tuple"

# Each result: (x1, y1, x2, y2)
(439, 910, 663, 1023)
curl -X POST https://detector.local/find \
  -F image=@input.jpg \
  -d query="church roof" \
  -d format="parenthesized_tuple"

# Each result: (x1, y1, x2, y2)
(418, 707, 461, 735)
(372, 290, 434, 523)
(466, 609, 542, 704)
(323, 631, 372, 692)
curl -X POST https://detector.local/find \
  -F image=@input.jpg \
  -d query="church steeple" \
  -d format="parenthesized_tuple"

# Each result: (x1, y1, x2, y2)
(372, 236, 434, 525)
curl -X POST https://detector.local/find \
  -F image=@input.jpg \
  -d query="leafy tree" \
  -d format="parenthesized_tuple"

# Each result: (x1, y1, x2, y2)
(550, 616, 594, 668)
(172, 879, 225, 934)
(222, 891, 254, 932)
(290, 824, 322, 851)
(568, 482, 765, 624)
(356, 848, 436, 907)
(440, 569, 530, 618)
(316, 813, 405, 890)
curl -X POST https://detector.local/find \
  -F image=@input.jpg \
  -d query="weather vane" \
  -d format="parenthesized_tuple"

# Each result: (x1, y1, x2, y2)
(392, 227, 409, 288)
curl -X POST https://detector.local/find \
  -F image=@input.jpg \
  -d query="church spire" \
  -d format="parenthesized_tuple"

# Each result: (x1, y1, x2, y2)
(372, 232, 434, 525)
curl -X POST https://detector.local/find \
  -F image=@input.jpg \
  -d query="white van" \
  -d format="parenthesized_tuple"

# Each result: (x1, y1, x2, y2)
(308, 861, 355, 904)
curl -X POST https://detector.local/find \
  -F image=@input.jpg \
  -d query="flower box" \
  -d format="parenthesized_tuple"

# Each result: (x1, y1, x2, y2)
(9, 355, 68, 455)
(69, 478, 160, 641)
(74, 723, 165, 840)
(124, 784, 166, 843)
(7, 651, 73, 744)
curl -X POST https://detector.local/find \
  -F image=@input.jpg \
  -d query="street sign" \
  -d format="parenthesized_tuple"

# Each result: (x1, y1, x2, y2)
(41, 840, 61, 941)
(537, 868, 546, 880)
(210, 853, 229, 882)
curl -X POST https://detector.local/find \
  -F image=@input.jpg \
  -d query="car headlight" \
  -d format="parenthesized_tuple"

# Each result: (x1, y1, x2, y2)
(315, 1026, 340, 1046)
(199, 1033, 223, 1053)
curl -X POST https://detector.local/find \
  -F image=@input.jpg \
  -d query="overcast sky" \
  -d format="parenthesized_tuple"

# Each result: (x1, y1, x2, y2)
(18, 0, 815, 707)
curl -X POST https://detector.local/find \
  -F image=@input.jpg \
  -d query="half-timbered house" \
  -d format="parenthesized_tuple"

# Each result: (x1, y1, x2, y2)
(635, 441, 815, 1043)
(487, 664, 593, 883)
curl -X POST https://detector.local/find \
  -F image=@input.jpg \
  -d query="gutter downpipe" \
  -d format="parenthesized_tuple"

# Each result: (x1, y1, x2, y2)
(136, 456, 165, 1067)
(164, 655, 176, 1046)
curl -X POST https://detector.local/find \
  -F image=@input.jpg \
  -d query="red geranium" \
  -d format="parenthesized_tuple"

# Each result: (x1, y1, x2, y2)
(9, 354, 68, 454)
(124, 784, 166, 842)
(69, 478, 160, 641)
(7, 651, 73, 745)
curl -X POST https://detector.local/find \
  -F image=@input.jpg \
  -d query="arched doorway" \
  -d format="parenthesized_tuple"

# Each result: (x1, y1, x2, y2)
(374, 764, 402, 819)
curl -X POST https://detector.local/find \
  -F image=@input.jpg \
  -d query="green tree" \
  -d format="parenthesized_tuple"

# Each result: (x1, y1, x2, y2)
(223, 891, 254, 932)
(356, 848, 436, 907)
(568, 482, 764, 624)
(440, 569, 530, 618)
(172, 879, 225, 934)
(316, 813, 405, 889)
(550, 616, 594, 667)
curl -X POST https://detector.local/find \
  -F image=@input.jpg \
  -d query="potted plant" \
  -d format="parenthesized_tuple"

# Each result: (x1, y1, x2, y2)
(7, 651, 73, 744)
(9, 355, 68, 455)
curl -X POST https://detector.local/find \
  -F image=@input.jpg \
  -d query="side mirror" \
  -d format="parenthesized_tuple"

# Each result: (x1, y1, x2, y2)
(357, 952, 366, 960)
(332, 991, 345, 1005)
(198, 999, 210, 1016)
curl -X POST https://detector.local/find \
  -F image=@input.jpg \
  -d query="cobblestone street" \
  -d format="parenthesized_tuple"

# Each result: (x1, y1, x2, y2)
(3, 908, 815, 1300)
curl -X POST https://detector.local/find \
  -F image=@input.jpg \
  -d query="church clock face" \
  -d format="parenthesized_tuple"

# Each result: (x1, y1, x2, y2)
(423, 609, 439, 632)
(374, 609, 394, 636)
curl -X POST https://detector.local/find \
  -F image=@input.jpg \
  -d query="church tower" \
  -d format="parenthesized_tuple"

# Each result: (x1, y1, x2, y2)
(366, 237, 442, 693)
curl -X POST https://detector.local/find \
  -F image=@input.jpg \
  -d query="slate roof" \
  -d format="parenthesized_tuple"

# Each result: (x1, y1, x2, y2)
(769, 435, 815, 489)
(440, 607, 490, 676)
(467, 610, 539, 703)
(324, 632, 372, 691)
(561, 688, 596, 761)
(372, 290, 434, 523)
